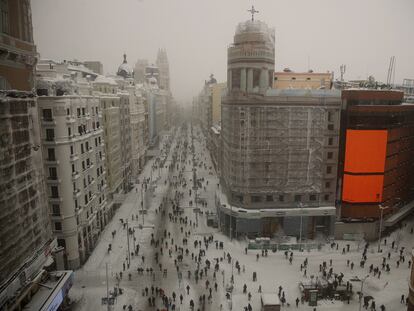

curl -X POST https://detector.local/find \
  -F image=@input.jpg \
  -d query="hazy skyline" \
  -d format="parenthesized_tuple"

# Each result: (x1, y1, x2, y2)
(31, 0, 414, 103)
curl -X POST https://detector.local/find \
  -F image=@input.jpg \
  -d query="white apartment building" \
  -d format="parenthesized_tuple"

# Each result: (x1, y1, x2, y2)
(93, 77, 127, 202)
(38, 94, 108, 269)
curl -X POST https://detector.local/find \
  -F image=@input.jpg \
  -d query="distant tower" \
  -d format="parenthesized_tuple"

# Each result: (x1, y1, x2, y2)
(117, 53, 133, 79)
(134, 59, 149, 84)
(156, 48, 170, 91)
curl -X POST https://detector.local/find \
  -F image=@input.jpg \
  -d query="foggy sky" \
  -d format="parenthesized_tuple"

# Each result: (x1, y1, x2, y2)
(31, 0, 414, 104)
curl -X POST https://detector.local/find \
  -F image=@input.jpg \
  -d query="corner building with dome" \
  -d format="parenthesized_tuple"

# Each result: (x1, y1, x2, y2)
(217, 19, 341, 240)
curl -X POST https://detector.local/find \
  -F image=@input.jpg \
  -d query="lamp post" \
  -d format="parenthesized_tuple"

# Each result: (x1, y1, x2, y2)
(105, 263, 110, 311)
(298, 202, 304, 249)
(126, 220, 130, 265)
(377, 205, 387, 252)
(358, 275, 370, 311)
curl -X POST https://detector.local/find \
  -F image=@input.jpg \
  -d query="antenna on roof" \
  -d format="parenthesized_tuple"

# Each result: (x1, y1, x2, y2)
(340, 64, 346, 82)
(387, 56, 396, 87)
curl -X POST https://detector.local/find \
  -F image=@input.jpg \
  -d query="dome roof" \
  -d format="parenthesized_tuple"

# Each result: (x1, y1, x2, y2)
(117, 53, 133, 78)
(234, 20, 275, 45)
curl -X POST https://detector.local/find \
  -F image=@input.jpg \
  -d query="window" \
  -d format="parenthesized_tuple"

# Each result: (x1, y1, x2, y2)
(291, 77, 296, 80)
(78, 125, 83, 135)
(328, 111, 333, 122)
(47, 148, 55, 161)
(46, 128, 55, 141)
(51, 186, 59, 198)
(278, 195, 284, 202)
(327, 152, 333, 159)
(52, 204, 60, 215)
(251, 196, 261, 203)
(66, 108, 70, 115)
(77, 108, 81, 117)
(49, 167, 57, 180)
(72, 164, 75, 173)
(327, 124, 334, 130)
(326, 166, 332, 174)
(86, 158, 90, 166)
(82, 107, 85, 115)
(83, 178, 87, 188)
(324, 194, 330, 201)
(70, 145, 74, 155)
(86, 141, 89, 150)
(309, 194, 317, 201)
(81, 143, 84, 153)
(42, 108, 53, 121)
(68, 127, 71, 136)
(82, 161, 85, 170)
(95, 138, 98, 146)
(1, 0, 9, 34)
(54, 222, 62, 231)
(328, 137, 333, 145)
(57, 239, 66, 248)
(74, 199, 78, 209)
(266, 195, 274, 202)
(84, 195, 88, 205)
(294, 195, 301, 202)
(325, 181, 331, 189)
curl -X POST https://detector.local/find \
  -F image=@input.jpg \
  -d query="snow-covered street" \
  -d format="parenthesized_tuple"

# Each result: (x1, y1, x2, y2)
(70, 123, 413, 311)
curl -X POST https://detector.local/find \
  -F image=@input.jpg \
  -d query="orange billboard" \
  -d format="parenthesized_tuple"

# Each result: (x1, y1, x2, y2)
(342, 174, 384, 203)
(344, 130, 387, 173)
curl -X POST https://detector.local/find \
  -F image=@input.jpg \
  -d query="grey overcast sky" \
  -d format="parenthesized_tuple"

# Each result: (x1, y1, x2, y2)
(31, 0, 414, 103)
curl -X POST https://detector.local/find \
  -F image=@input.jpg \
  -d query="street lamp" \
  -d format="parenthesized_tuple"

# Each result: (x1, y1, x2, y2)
(126, 220, 131, 265)
(298, 202, 304, 249)
(377, 205, 388, 252)
(358, 275, 370, 311)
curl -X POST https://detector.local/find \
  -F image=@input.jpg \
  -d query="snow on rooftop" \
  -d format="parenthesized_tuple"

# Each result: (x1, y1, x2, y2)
(93, 75, 118, 86)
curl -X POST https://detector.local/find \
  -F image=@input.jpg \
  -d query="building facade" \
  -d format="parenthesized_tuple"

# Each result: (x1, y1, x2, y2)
(338, 90, 414, 228)
(218, 19, 340, 239)
(156, 48, 170, 91)
(0, 0, 36, 91)
(0, 0, 53, 301)
(273, 70, 333, 90)
(37, 93, 107, 269)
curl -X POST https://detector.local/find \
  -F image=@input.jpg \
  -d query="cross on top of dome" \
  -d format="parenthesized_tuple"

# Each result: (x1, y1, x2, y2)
(247, 5, 259, 22)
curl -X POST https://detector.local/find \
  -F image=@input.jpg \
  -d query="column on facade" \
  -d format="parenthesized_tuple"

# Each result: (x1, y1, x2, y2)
(240, 68, 247, 92)
(259, 68, 269, 93)
(247, 68, 253, 93)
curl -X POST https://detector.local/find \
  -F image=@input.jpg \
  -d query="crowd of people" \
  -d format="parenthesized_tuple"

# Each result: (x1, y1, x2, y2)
(103, 123, 412, 311)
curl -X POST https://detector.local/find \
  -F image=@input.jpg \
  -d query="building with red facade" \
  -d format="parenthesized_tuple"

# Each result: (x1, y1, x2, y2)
(338, 90, 414, 226)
